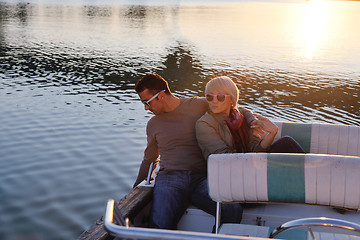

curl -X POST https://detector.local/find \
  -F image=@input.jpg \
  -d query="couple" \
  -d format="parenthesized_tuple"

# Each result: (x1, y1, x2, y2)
(133, 73, 304, 230)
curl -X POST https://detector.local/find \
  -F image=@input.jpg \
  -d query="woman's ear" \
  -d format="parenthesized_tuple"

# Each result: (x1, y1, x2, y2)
(229, 96, 234, 106)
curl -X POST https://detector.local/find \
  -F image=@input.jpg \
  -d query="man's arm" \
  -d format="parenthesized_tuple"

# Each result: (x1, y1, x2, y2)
(239, 107, 255, 124)
(240, 107, 266, 138)
(251, 113, 279, 150)
(133, 124, 159, 188)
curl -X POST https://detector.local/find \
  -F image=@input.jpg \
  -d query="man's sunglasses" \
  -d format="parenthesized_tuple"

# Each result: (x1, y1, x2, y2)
(205, 93, 230, 102)
(142, 90, 165, 107)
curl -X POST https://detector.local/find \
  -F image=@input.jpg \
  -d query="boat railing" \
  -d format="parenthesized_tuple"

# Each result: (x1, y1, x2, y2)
(270, 217, 360, 238)
(145, 162, 154, 185)
(104, 199, 267, 240)
(137, 160, 160, 188)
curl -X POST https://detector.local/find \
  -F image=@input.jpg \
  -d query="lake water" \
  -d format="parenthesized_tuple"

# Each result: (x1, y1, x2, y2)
(0, 0, 359, 239)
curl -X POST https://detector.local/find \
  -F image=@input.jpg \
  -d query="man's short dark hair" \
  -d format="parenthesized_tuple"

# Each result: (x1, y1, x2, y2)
(135, 73, 171, 94)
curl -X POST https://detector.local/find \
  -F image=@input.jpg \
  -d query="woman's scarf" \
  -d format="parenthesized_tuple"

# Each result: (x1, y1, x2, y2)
(225, 108, 249, 153)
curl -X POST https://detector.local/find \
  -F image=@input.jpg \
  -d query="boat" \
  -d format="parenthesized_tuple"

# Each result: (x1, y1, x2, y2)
(78, 121, 360, 240)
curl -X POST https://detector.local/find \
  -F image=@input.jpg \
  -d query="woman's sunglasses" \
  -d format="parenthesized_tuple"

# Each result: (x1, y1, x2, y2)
(205, 94, 230, 102)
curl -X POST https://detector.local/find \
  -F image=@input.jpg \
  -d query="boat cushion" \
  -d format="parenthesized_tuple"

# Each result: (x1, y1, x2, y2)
(208, 153, 360, 210)
(273, 122, 360, 157)
(219, 223, 360, 240)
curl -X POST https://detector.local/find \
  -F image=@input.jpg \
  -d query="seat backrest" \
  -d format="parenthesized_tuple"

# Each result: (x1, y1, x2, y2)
(208, 153, 360, 210)
(273, 122, 360, 157)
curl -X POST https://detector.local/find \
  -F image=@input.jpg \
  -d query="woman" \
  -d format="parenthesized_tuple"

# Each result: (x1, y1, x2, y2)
(196, 76, 304, 160)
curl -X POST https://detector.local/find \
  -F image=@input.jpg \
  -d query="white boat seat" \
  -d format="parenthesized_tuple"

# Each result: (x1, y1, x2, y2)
(207, 121, 360, 235)
(208, 153, 360, 210)
(219, 223, 360, 240)
(273, 121, 360, 157)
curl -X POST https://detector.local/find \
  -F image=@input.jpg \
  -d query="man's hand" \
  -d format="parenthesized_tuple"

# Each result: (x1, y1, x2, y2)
(250, 114, 278, 137)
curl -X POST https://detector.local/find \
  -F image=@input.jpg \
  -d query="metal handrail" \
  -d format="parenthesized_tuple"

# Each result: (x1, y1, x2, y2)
(145, 162, 154, 185)
(104, 199, 265, 240)
(270, 217, 360, 239)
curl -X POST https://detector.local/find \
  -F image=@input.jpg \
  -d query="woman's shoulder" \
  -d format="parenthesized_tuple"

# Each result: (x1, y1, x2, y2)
(197, 111, 226, 126)
(195, 112, 221, 138)
(196, 112, 214, 126)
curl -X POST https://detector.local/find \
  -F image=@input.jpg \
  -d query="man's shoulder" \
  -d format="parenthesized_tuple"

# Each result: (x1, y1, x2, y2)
(147, 114, 160, 124)
(181, 96, 208, 109)
(190, 96, 206, 102)
(146, 115, 163, 136)
(238, 106, 253, 113)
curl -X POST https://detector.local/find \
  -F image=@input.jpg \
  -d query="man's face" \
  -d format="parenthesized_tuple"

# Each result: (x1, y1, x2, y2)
(138, 89, 164, 115)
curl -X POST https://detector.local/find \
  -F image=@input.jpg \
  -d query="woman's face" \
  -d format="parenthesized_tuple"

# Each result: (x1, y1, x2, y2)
(206, 90, 232, 116)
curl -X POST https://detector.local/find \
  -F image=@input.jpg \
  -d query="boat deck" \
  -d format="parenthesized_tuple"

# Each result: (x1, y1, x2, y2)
(178, 203, 360, 236)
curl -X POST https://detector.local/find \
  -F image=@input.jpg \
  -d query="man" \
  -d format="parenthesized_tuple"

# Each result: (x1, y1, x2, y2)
(133, 73, 243, 230)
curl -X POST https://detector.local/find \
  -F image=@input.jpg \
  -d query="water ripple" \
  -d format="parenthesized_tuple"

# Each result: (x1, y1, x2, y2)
(1, 1, 359, 239)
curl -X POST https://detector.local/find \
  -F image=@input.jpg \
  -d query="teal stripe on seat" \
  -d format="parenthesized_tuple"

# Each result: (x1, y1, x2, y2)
(268, 227, 308, 240)
(267, 154, 305, 203)
(281, 123, 312, 153)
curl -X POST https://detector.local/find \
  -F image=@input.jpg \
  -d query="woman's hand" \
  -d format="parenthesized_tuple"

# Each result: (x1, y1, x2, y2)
(251, 114, 279, 135)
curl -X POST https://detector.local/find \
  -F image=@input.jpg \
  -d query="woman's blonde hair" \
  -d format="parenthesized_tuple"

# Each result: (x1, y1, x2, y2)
(205, 76, 239, 108)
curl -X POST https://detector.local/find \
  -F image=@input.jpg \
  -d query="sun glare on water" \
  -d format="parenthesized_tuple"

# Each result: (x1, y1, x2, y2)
(299, 0, 328, 60)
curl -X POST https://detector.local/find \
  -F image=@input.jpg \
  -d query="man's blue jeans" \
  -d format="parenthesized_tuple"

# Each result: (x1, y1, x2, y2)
(150, 170, 242, 230)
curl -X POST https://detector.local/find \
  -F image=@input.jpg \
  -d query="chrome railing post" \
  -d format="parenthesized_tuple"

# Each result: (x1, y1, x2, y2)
(215, 202, 221, 234)
(145, 162, 154, 185)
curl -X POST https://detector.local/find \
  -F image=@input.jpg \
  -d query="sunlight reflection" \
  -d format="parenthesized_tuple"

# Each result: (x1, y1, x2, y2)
(301, 0, 327, 60)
